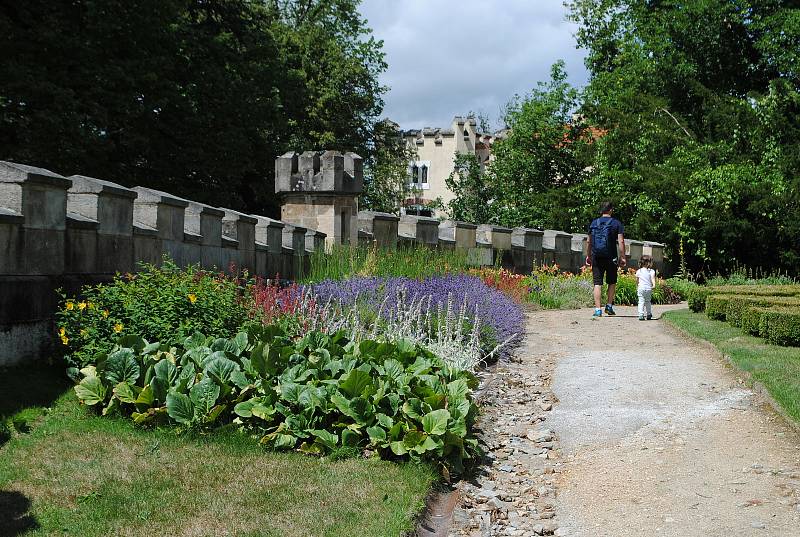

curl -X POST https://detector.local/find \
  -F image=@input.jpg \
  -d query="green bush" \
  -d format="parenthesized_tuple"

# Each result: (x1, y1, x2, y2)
(726, 295, 800, 327)
(741, 306, 770, 336)
(72, 326, 480, 472)
(760, 308, 800, 347)
(705, 294, 736, 320)
(665, 278, 698, 300)
(57, 260, 249, 372)
(689, 284, 800, 312)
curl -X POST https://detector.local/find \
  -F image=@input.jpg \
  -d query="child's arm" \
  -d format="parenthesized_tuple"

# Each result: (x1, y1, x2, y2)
(650, 269, 656, 288)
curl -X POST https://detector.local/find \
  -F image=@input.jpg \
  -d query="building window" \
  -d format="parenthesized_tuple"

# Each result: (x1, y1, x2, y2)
(409, 161, 431, 189)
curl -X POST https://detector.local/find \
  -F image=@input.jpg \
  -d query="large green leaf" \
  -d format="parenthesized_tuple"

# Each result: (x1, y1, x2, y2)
(204, 356, 238, 386)
(150, 376, 169, 403)
(382, 359, 405, 385)
(309, 429, 338, 450)
(422, 409, 450, 436)
(113, 382, 138, 404)
(105, 349, 140, 385)
(189, 377, 220, 417)
(75, 376, 107, 406)
(339, 369, 373, 398)
(135, 384, 154, 411)
(166, 392, 194, 425)
(249, 342, 269, 378)
(154, 359, 178, 385)
(366, 425, 386, 443)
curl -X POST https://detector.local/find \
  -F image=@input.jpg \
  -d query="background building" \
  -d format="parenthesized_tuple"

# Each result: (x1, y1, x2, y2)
(400, 116, 504, 216)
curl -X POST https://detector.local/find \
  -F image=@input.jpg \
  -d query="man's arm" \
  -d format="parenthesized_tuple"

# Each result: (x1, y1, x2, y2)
(585, 237, 593, 265)
(618, 234, 626, 267)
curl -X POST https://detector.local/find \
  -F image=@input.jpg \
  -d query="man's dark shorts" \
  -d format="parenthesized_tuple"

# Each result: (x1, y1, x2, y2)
(592, 256, 618, 286)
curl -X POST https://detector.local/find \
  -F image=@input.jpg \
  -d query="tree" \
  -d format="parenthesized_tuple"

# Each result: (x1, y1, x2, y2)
(566, 0, 800, 274)
(446, 153, 492, 223)
(0, 0, 387, 217)
(360, 121, 419, 214)
(485, 61, 592, 230)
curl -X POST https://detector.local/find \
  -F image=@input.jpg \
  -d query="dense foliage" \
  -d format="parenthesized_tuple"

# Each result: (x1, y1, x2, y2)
(0, 0, 385, 216)
(446, 2, 800, 276)
(72, 327, 481, 471)
(56, 261, 249, 375)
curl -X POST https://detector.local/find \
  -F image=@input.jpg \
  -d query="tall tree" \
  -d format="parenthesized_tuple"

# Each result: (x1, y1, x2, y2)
(0, 0, 386, 217)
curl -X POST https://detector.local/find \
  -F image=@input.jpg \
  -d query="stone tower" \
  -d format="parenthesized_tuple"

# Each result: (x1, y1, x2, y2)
(275, 150, 363, 247)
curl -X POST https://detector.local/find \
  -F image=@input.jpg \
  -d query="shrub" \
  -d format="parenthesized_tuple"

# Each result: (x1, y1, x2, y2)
(57, 260, 249, 372)
(72, 327, 481, 472)
(742, 306, 769, 336)
(689, 284, 800, 312)
(665, 278, 698, 300)
(760, 308, 800, 347)
(726, 295, 800, 327)
(312, 275, 524, 361)
(470, 268, 527, 303)
(705, 294, 736, 320)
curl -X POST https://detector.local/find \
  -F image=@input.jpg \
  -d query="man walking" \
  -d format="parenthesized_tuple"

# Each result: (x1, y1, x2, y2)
(585, 201, 626, 317)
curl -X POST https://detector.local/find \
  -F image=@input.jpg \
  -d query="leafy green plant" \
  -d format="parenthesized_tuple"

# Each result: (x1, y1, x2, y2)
(665, 278, 698, 300)
(57, 260, 249, 374)
(72, 326, 481, 473)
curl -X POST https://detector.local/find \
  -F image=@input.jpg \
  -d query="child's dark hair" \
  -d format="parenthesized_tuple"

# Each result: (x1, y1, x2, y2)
(639, 255, 653, 268)
(599, 200, 613, 214)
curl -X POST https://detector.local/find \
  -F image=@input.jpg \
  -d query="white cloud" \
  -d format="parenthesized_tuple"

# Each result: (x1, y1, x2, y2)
(359, 0, 589, 130)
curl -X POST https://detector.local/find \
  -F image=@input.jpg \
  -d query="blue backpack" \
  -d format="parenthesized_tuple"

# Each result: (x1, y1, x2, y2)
(591, 218, 617, 258)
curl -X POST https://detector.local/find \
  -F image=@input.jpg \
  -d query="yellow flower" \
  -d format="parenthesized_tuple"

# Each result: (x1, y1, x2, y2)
(80, 329, 87, 337)
(88, 302, 95, 309)
(60, 335, 69, 345)
(114, 323, 123, 333)
(66, 302, 74, 310)
(102, 309, 109, 318)
(188, 293, 197, 304)
(59, 327, 66, 337)
(78, 302, 87, 311)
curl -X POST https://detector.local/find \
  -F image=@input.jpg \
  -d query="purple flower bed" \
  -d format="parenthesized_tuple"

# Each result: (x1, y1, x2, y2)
(311, 274, 524, 359)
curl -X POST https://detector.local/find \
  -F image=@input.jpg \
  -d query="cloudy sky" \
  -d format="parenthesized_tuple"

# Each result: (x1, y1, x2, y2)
(359, 0, 589, 131)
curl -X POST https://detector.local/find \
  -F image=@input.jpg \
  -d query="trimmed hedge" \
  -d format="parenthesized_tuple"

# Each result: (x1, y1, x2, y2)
(741, 306, 769, 336)
(760, 308, 800, 347)
(705, 294, 736, 320)
(726, 295, 800, 327)
(688, 284, 800, 312)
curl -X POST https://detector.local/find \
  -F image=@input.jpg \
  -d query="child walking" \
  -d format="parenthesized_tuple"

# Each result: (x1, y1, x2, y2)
(635, 255, 656, 321)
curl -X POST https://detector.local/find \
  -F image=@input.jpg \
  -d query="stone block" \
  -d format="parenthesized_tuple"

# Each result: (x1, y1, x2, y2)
(477, 224, 512, 251)
(67, 175, 137, 235)
(252, 215, 285, 254)
(439, 220, 477, 249)
(306, 229, 326, 252)
(221, 209, 257, 271)
(358, 229, 374, 247)
(544, 230, 573, 271)
(626, 239, 644, 267)
(65, 213, 99, 274)
(399, 215, 439, 246)
(132, 187, 188, 243)
(184, 202, 224, 247)
(358, 211, 399, 249)
(133, 224, 162, 267)
(0, 211, 23, 274)
(0, 161, 71, 230)
(282, 223, 307, 253)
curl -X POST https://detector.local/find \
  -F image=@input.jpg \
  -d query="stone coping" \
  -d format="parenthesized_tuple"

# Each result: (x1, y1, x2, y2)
(477, 224, 513, 233)
(221, 209, 258, 225)
(68, 175, 138, 199)
(251, 215, 285, 228)
(132, 224, 158, 237)
(543, 229, 571, 238)
(0, 161, 72, 189)
(0, 207, 23, 224)
(132, 186, 190, 208)
(400, 214, 439, 224)
(440, 220, 478, 230)
(66, 212, 99, 230)
(183, 232, 202, 244)
(359, 211, 400, 221)
(221, 237, 239, 248)
(643, 241, 665, 247)
(512, 227, 544, 236)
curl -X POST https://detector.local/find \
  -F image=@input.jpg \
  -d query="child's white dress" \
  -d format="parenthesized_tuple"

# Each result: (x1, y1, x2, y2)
(636, 267, 655, 318)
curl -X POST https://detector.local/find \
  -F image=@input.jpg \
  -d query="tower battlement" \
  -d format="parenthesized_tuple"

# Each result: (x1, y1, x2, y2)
(275, 150, 363, 195)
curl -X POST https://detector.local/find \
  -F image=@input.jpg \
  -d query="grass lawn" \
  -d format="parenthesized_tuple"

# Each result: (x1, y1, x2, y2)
(0, 365, 436, 536)
(664, 309, 800, 422)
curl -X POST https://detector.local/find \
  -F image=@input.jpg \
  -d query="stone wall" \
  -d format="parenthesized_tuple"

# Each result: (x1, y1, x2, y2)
(358, 211, 666, 276)
(0, 160, 323, 366)
(0, 154, 667, 367)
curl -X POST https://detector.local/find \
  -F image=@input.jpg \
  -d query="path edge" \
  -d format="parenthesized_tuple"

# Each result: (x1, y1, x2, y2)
(662, 313, 800, 436)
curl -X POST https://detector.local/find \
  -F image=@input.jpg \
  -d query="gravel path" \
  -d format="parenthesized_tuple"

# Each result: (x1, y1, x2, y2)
(545, 305, 800, 537)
